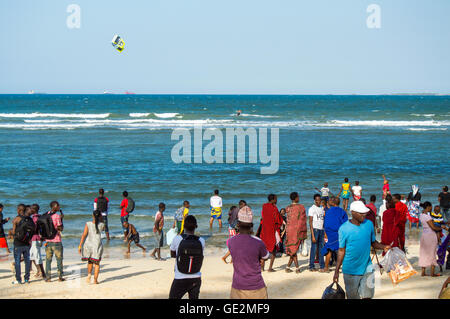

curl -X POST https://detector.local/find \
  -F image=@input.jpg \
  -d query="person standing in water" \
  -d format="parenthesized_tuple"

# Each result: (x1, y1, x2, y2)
(123, 221, 146, 254)
(339, 178, 351, 212)
(209, 189, 223, 230)
(79, 210, 105, 284)
(382, 175, 390, 200)
(352, 181, 363, 201)
(173, 201, 190, 234)
(151, 203, 165, 261)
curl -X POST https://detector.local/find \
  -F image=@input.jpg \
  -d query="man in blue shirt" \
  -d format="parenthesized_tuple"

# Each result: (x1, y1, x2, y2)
(333, 201, 391, 299)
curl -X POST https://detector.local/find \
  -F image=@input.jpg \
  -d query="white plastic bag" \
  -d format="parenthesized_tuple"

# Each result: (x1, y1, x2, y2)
(301, 240, 308, 257)
(380, 247, 416, 284)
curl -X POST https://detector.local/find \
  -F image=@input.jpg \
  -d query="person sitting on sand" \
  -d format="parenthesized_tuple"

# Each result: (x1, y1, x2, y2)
(0, 204, 11, 254)
(227, 205, 270, 299)
(123, 221, 146, 254)
(209, 189, 223, 229)
(418, 202, 443, 277)
(79, 210, 105, 284)
(284, 192, 307, 273)
(151, 203, 165, 261)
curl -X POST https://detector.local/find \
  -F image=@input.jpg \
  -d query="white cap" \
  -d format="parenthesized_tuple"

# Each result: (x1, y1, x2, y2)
(350, 201, 370, 214)
(238, 206, 253, 223)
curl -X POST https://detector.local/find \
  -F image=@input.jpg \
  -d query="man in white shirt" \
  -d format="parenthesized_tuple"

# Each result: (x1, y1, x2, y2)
(352, 181, 363, 201)
(209, 189, 223, 229)
(309, 194, 325, 272)
(169, 215, 205, 299)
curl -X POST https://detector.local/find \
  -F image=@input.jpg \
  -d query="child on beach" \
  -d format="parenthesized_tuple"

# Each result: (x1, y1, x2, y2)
(431, 206, 446, 244)
(151, 203, 165, 261)
(123, 221, 146, 254)
(0, 204, 11, 254)
(382, 174, 390, 199)
(315, 183, 331, 203)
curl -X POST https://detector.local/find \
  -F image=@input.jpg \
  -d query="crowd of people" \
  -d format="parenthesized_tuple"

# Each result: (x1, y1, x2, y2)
(1, 177, 449, 299)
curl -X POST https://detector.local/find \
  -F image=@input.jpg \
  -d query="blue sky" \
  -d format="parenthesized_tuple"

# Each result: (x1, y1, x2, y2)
(1, 0, 449, 94)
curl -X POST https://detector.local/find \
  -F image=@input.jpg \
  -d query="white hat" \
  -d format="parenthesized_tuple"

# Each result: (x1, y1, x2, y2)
(350, 201, 370, 214)
(238, 206, 253, 223)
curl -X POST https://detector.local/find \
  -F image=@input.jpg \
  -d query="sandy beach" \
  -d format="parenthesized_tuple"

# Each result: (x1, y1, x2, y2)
(1, 238, 447, 299)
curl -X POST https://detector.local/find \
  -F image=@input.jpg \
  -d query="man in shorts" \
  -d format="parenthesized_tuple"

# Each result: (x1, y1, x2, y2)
(151, 203, 165, 260)
(209, 189, 223, 229)
(123, 221, 146, 254)
(333, 201, 391, 299)
(29, 204, 45, 279)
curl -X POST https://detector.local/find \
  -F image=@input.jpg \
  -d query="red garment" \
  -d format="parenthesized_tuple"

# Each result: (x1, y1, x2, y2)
(120, 198, 129, 217)
(381, 208, 398, 246)
(395, 202, 408, 250)
(259, 203, 281, 252)
(365, 205, 376, 227)
(367, 203, 377, 216)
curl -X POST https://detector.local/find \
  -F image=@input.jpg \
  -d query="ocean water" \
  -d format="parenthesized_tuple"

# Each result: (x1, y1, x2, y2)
(0, 94, 448, 252)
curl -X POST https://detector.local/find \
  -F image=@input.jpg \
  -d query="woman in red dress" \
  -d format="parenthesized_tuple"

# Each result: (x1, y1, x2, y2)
(381, 198, 400, 253)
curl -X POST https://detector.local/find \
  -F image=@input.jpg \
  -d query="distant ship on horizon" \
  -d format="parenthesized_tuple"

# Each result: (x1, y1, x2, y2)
(124, 91, 135, 95)
(28, 90, 47, 94)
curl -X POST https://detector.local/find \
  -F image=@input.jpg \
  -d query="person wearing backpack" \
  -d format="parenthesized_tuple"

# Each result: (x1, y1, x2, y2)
(120, 191, 135, 239)
(11, 204, 32, 284)
(29, 203, 45, 279)
(169, 215, 205, 299)
(44, 201, 65, 282)
(94, 188, 110, 241)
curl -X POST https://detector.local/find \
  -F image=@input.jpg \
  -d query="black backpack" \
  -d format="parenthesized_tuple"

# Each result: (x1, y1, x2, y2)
(14, 216, 36, 243)
(37, 212, 58, 240)
(126, 198, 135, 213)
(177, 234, 204, 274)
(96, 196, 108, 213)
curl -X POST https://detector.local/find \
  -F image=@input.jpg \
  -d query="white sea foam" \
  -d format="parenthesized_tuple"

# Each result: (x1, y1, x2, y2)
(2, 118, 450, 130)
(129, 113, 151, 117)
(410, 113, 435, 117)
(154, 113, 179, 118)
(407, 128, 447, 131)
(0, 112, 110, 118)
(319, 120, 449, 127)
